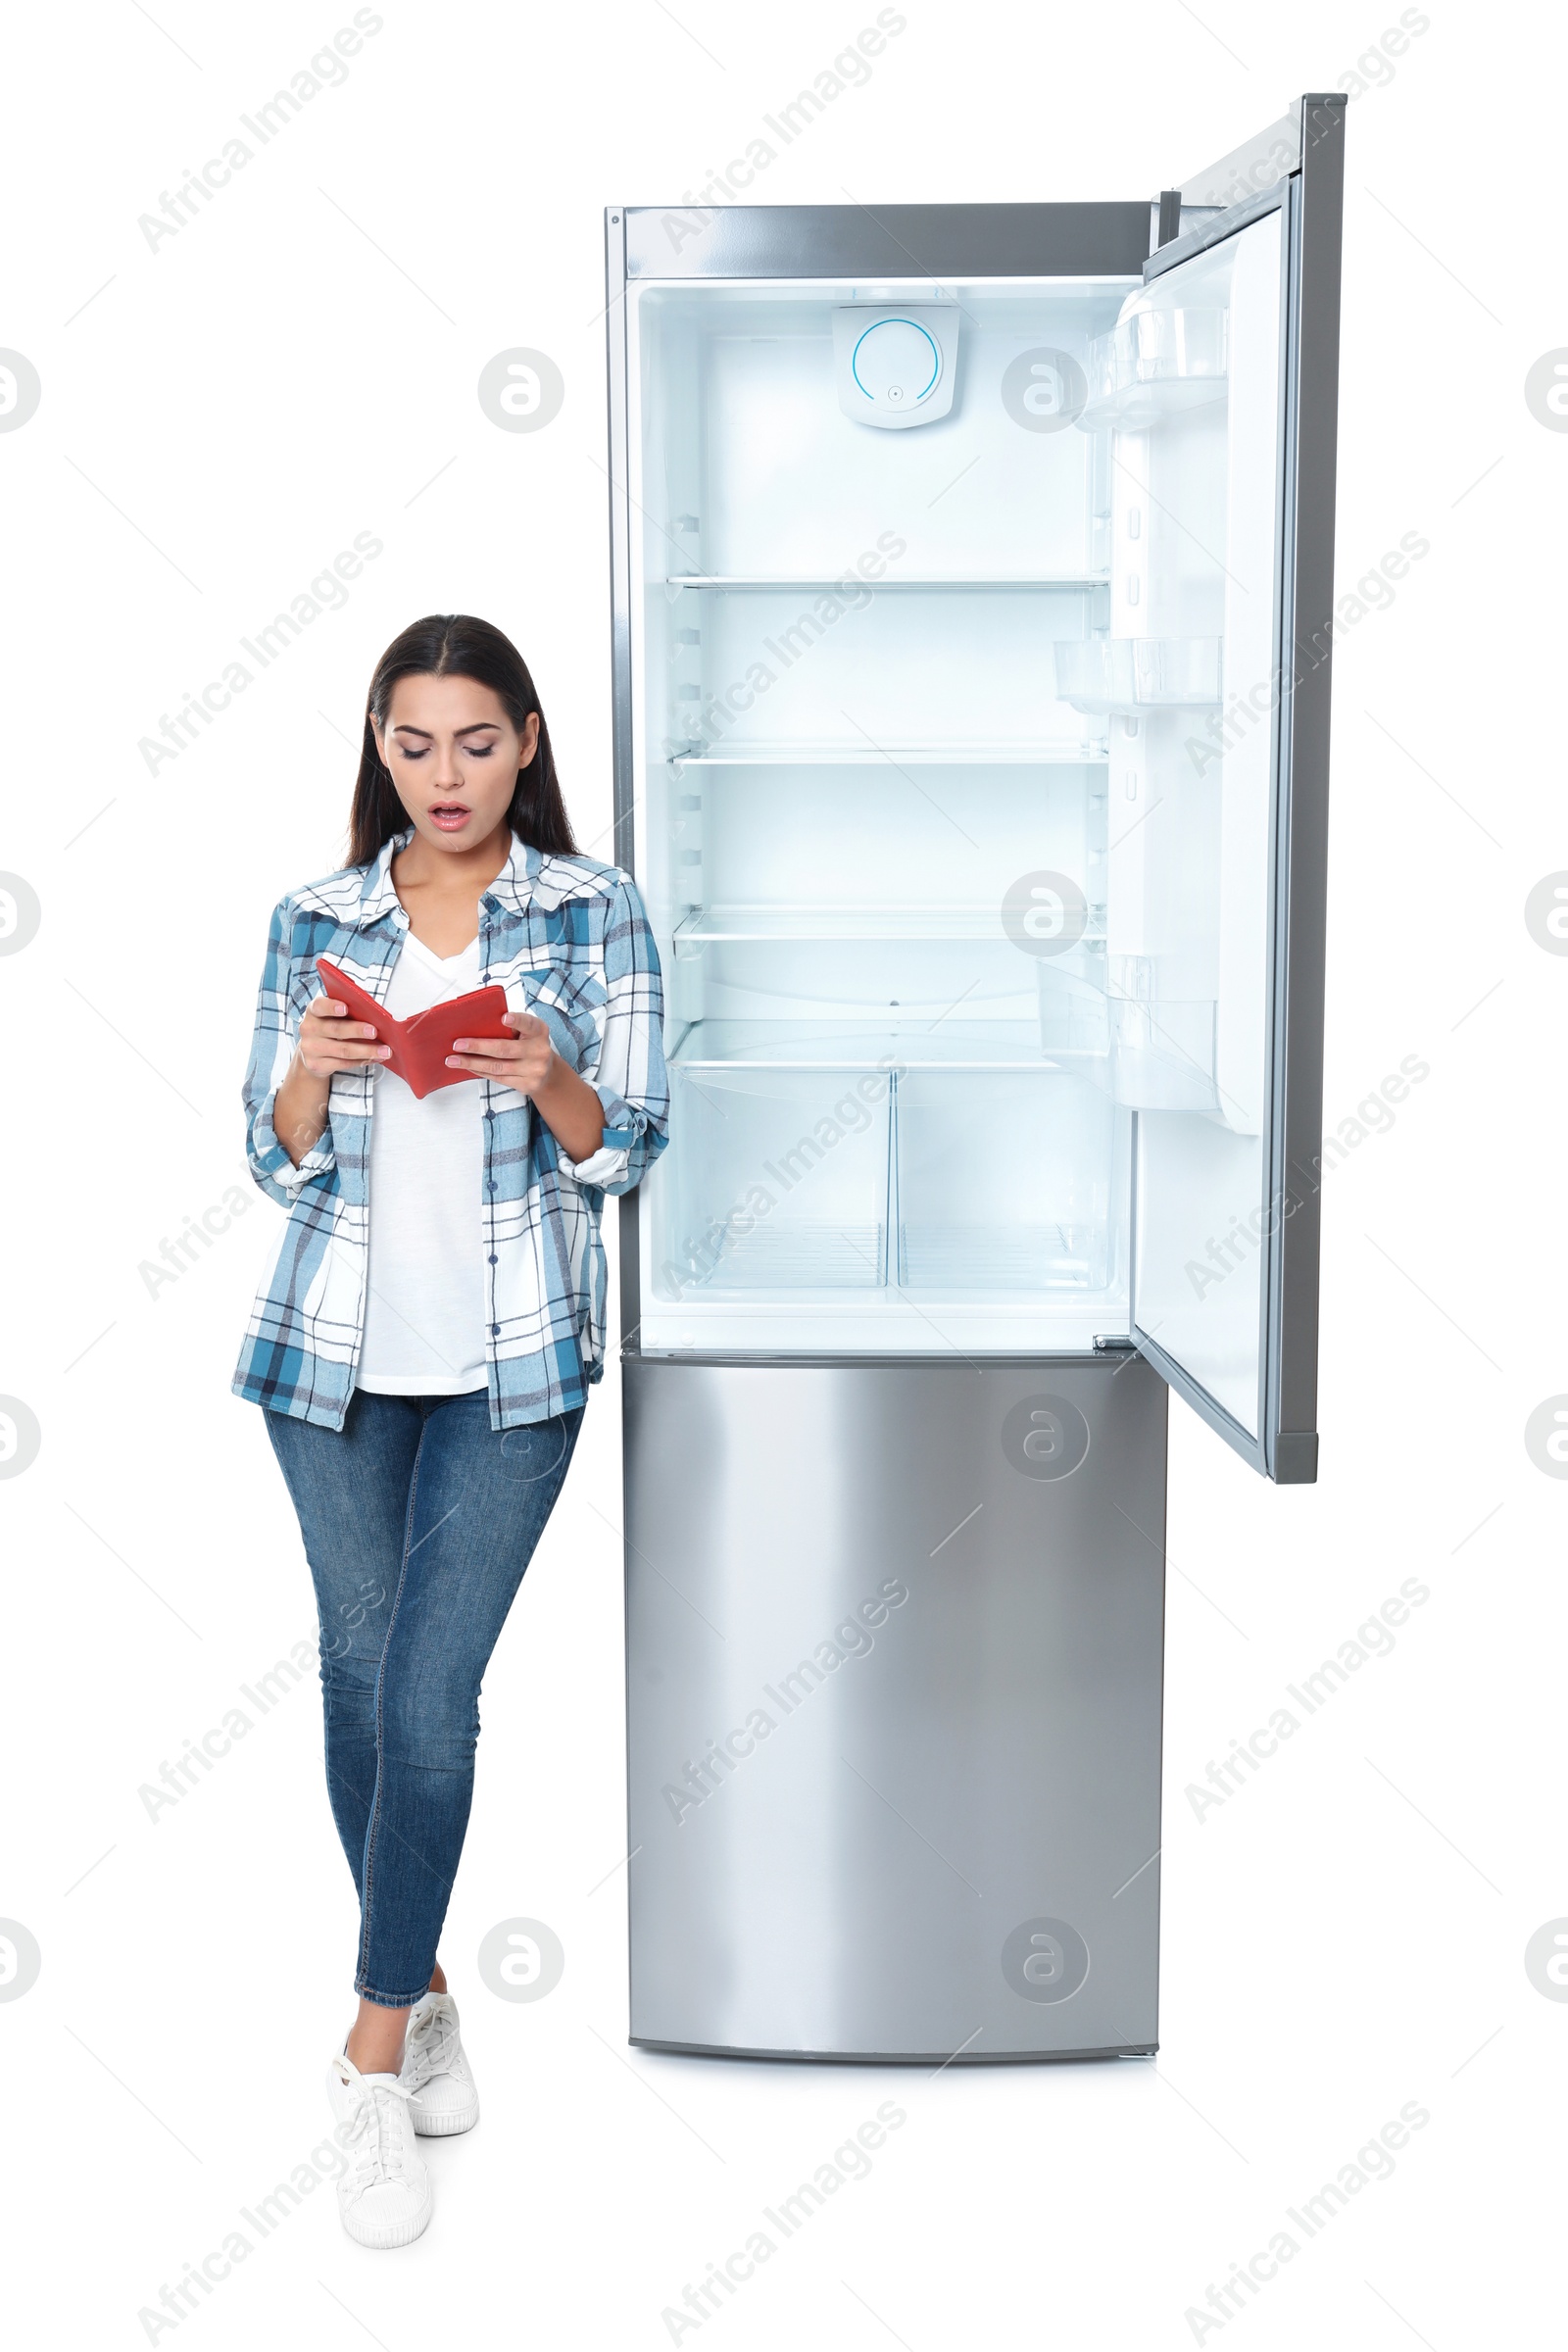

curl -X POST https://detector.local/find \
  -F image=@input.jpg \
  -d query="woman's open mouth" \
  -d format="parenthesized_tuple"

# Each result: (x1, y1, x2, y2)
(427, 802, 471, 833)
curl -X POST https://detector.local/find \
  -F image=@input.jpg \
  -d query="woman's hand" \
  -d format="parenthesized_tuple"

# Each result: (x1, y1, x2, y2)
(448, 1011, 606, 1162)
(447, 1009, 553, 1096)
(296, 994, 393, 1079)
(272, 993, 390, 1167)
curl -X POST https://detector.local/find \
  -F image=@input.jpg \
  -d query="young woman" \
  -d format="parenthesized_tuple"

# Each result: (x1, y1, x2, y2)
(234, 614, 667, 2248)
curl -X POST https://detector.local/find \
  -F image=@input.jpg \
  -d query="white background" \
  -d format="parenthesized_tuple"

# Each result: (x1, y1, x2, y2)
(1, 2, 1561, 2344)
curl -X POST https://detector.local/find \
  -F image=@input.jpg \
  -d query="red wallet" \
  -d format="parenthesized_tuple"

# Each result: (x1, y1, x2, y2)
(316, 956, 514, 1101)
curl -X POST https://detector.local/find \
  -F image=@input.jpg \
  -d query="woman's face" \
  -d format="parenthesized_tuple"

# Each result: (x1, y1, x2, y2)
(371, 671, 539, 856)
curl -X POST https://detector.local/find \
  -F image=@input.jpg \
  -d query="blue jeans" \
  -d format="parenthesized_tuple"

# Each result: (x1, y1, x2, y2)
(266, 1389, 583, 2006)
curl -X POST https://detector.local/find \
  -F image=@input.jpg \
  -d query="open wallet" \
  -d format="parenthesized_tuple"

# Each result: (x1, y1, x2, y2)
(315, 955, 514, 1100)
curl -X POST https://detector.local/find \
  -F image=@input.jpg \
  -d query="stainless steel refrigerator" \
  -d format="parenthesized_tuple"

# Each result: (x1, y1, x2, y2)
(604, 96, 1343, 2062)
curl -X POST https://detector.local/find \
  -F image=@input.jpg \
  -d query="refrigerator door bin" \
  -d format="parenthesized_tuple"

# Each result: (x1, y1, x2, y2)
(1053, 634, 1222, 712)
(1036, 950, 1112, 1059)
(1109, 991, 1219, 1112)
(1078, 306, 1228, 430)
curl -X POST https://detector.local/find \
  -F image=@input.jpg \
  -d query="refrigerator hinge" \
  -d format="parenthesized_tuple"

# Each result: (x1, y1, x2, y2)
(1093, 1335, 1139, 1353)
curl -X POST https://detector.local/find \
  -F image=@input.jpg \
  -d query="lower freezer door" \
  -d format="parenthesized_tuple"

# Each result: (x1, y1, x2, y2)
(623, 1356, 1167, 2061)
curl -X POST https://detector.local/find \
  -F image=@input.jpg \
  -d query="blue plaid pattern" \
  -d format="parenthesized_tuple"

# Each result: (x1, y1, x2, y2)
(233, 829, 667, 1430)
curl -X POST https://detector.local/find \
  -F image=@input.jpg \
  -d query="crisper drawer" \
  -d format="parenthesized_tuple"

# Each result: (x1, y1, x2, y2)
(896, 1069, 1115, 1293)
(662, 1063, 892, 1294)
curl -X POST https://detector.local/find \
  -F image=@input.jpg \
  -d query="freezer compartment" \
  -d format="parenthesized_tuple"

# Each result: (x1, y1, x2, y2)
(623, 1356, 1168, 2062)
(896, 1068, 1116, 1292)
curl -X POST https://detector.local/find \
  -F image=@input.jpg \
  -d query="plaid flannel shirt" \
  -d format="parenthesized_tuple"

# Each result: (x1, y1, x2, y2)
(233, 828, 667, 1430)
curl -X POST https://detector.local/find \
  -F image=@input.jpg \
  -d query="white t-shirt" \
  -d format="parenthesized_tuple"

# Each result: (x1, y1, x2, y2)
(356, 931, 490, 1396)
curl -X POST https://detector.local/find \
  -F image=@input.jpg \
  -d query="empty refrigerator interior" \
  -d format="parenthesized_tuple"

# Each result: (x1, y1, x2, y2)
(625, 257, 1276, 1373)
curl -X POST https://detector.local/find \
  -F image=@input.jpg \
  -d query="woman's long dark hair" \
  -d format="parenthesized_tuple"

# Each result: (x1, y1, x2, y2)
(348, 614, 577, 866)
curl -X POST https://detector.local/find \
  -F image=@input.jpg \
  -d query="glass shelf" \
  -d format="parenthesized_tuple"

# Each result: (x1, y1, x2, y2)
(1076, 307, 1229, 431)
(661, 574, 1109, 591)
(668, 744, 1108, 767)
(675, 906, 1108, 944)
(1053, 636, 1222, 712)
(670, 1018, 1076, 1072)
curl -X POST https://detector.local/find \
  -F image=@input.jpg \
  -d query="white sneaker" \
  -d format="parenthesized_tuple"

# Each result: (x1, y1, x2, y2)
(399, 1990, 480, 2137)
(326, 2050, 433, 2248)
